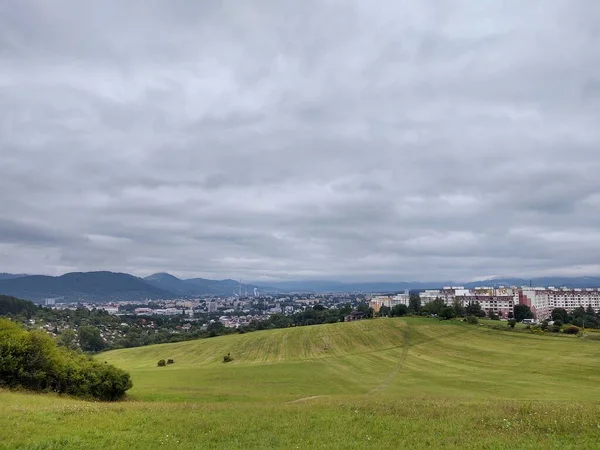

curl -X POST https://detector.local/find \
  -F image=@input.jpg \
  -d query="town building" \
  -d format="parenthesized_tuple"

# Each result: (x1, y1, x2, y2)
(520, 287, 600, 320)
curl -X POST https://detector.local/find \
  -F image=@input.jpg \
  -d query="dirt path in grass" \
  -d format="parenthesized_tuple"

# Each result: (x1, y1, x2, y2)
(368, 326, 412, 395)
(288, 395, 324, 404)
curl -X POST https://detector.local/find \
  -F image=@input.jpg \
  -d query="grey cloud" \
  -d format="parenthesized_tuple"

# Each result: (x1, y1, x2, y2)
(1, 0, 599, 281)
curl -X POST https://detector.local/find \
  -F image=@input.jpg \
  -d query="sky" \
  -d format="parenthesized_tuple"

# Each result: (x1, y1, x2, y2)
(1, 1, 599, 282)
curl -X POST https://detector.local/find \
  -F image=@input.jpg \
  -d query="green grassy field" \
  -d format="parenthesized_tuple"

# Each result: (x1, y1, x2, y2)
(2, 318, 600, 449)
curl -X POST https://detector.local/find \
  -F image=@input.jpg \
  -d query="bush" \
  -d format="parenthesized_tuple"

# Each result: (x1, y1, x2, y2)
(507, 319, 517, 329)
(167, 359, 175, 365)
(466, 316, 479, 324)
(564, 325, 580, 335)
(223, 352, 233, 363)
(157, 359, 166, 367)
(0, 319, 131, 401)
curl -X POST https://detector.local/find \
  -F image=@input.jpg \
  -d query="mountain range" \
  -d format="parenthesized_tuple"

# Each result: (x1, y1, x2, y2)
(3, 271, 600, 304)
(0, 271, 265, 303)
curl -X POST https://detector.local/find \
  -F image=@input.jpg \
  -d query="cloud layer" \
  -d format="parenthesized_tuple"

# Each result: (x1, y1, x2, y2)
(1, 0, 599, 281)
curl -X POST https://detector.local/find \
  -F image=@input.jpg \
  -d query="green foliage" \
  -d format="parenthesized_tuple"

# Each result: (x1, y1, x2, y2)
(0, 294, 39, 318)
(56, 329, 78, 350)
(440, 306, 456, 320)
(551, 308, 569, 323)
(378, 305, 391, 317)
(487, 311, 500, 321)
(223, 353, 233, 363)
(465, 302, 485, 318)
(167, 359, 175, 365)
(78, 325, 106, 352)
(507, 319, 517, 328)
(408, 294, 421, 313)
(513, 305, 533, 322)
(0, 319, 131, 401)
(466, 315, 479, 324)
(453, 299, 466, 317)
(356, 303, 374, 318)
(564, 325, 580, 335)
(157, 359, 166, 367)
(422, 298, 446, 316)
(390, 304, 408, 317)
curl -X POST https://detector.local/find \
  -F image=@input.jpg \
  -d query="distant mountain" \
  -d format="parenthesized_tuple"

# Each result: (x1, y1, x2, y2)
(258, 280, 446, 293)
(463, 276, 600, 289)
(144, 272, 196, 295)
(0, 273, 29, 280)
(144, 273, 266, 296)
(261, 276, 600, 293)
(0, 271, 172, 303)
(4, 269, 600, 304)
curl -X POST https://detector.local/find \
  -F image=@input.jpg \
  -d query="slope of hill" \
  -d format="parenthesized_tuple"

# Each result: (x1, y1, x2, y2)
(0, 271, 171, 303)
(3, 318, 600, 448)
(0, 294, 38, 316)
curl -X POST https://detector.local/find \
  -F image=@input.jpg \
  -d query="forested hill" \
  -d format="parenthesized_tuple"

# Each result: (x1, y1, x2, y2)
(0, 294, 39, 316)
(0, 272, 171, 303)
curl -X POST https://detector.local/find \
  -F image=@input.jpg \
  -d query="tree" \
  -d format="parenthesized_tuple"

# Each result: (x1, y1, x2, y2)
(78, 325, 106, 352)
(390, 304, 408, 317)
(408, 294, 421, 313)
(453, 299, 466, 317)
(572, 306, 585, 319)
(379, 305, 391, 317)
(422, 298, 446, 316)
(465, 301, 485, 318)
(56, 329, 78, 350)
(551, 308, 569, 323)
(440, 306, 456, 320)
(513, 304, 533, 322)
(487, 311, 500, 321)
(356, 303, 374, 318)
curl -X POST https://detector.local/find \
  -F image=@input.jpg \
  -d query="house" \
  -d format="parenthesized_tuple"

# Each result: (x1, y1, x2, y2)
(345, 311, 366, 322)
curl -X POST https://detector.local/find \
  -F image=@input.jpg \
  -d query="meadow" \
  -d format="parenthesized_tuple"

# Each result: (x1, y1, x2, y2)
(2, 317, 600, 449)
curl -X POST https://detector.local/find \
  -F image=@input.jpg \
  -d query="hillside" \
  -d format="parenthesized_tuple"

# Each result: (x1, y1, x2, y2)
(0, 271, 171, 303)
(3, 318, 600, 448)
(101, 318, 600, 403)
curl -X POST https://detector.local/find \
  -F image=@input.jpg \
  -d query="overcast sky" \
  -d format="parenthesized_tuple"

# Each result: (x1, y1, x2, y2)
(1, 1, 599, 282)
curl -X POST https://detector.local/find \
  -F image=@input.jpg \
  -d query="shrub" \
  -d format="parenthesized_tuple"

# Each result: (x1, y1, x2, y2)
(157, 359, 166, 367)
(167, 359, 175, 365)
(0, 319, 131, 401)
(223, 352, 233, 363)
(507, 319, 517, 329)
(466, 316, 479, 325)
(564, 325, 580, 335)
(550, 325, 561, 333)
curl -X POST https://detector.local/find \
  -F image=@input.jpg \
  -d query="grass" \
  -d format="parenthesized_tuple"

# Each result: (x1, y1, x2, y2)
(2, 317, 600, 449)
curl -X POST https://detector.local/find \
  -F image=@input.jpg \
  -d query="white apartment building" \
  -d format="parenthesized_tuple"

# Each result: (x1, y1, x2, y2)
(520, 287, 600, 320)
(420, 286, 518, 319)
(369, 292, 410, 312)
